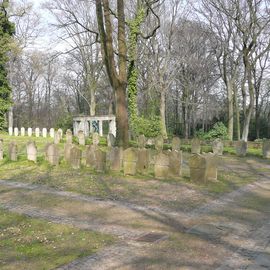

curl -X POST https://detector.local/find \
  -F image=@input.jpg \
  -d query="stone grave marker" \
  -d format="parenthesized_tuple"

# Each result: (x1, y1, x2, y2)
(35, 128, 40, 137)
(54, 132, 60, 144)
(8, 142, 17, 161)
(138, 135, 146, 149)
(92, 132, 100, 145)
(69, 146, 81, 169)
(49, 128, 55, 138)
(262, 140, 270, 159)
(169, 150, 182, 178)
(155, 135, 164, 152)
(42, 128, 47, 138)
(27, 128, 32, 137)
(64, 143, 73, 162)
(107, 133, 116, 147)
(212, 139, 224, 156)
(14, 127, 19, 136)
(58, 129, 63, 139)
(26, 141, 37, 162)
(191, 138, 201, 154)
(106, 147, 123, 172)
(46, 144, 60, 165)
(123, 148, 138, 175)
(78, 130, 85, 145)
(95, 148, 106, 172)
(21, 127, 25, 136)
(235, 140, 247, 157)
(8, 127, 13, 136)
(154, 152, 170, 179)
(66, 129, 73, 144)
(137, 148, 149, 174)
(172, 137, 181, 151)
(44, 143, 53, 161)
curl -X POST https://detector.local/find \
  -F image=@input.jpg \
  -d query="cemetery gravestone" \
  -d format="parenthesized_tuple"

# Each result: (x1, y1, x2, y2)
(58, 129, 63, 139)
(123, 148, 138, 175)
(42, 128, 47, 138)
(28, 128, 32, 137)
(106, 147, 123, 172)
(54, 132, 60, 144)
(191, 138, 201, 154)
(49, 128, 55, 138)
(66, 129, 73, 144)
(35, 128, 40, 137)
(8, 142, 17, 161)
(107, 133, 116, 147)
(78, 130, 85, 145)
(154, 152, 170, 179)
(64, 143, 73, 162)
(138, 135, 146, 149)
(169, 150, 182, 178)
(235, 140, 247, 157)
(92, 132, 100, 145)
(155, 135, 164, 152)
(262, 140, 270, 159)
(137, 148, 149, 174)
(44, 143, 53, 161)
(95, 148, 106, 172)
(21, 127, 25, 136)
(26, 141, 37, 162)
(8, 127, 13, 136)
(69, 146, 81, 169)
(212, 139, 224, 156)
(85, 145, 97, 168)
(14, 127, 19, 136)
(46, 144, 60, 166)
(172, 137, 181, 151)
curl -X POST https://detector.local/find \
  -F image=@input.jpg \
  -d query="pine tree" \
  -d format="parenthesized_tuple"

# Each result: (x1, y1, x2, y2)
(0, 0, 15, 130)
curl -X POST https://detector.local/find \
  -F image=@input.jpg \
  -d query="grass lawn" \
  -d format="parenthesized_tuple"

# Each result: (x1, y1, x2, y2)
(0, 208, 114, 270)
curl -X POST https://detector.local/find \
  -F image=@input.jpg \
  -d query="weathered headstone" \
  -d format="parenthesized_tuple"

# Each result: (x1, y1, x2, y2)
(21, 127, 25, 136)
(169, 150, 182, 178)
(14, 127, 19, 136)
(46, 144, 60, 165)
(138, 134, 146, 149)
(235, 140, 247, 157)
(27, 128, 32, 137)
(54, 132, 60, 144)
(66, 129, 73, 144)
(154, 152, 170, 179)
(69, 146, 81, 169)
(212, 139, 224, 156)
(95, 148, 106, 172)
(107, 133, 116, 147)
(26, 141, 37, 162)
(42, 128, 47, 138)
(0, 139, 3, 160)
(172, 137, 181, 152)
(78, 130, 85, 145)
(137, 148, 149, 174)
(64, 143, 73, 162)
(44, 143, 53, 161)
(123, 148, 138, 175)
(155, 135, 164, 152)
(49, 128, 55, 138)
(8, 127, 13, 136)
(106, 147, 123, 172)
(57, 129, 63, 139)
(35, 128, 40, 137)
(262, 140, 270, 159)
(191, 138, 201, 154)
(189, 153, 218, 183)
(8, 142, 17, 161)
(85, 145, 97, 168)
(92, 132, 100, 145)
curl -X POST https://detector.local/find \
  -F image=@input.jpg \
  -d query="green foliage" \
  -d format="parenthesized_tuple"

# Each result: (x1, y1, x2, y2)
(0, 0, 15, 130)
(55, 114, 73, 132)
(196, 122, 229, 140)
(131, 115, 162, 138)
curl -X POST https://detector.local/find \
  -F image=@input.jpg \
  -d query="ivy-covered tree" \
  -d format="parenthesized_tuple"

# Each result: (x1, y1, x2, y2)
(0, 0, 15, 130)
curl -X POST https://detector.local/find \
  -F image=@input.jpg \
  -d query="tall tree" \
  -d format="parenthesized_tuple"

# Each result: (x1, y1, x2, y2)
(0, 0, 15, 129)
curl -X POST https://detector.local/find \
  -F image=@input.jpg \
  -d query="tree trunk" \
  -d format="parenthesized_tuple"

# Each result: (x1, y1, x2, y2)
(115, 83, 129, 147)
(227, 80, 234, 140)
(160, 89, 167, 139)
(234, 89, 241, 140)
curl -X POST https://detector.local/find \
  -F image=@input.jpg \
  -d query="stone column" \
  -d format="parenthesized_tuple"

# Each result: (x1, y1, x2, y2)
(99, 120, 103, 136)
(89, 120, 93, 134)
(109, 120, 116, 137)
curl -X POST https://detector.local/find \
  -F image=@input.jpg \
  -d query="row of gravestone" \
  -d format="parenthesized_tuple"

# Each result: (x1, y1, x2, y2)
(9, 127, 63, 139)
